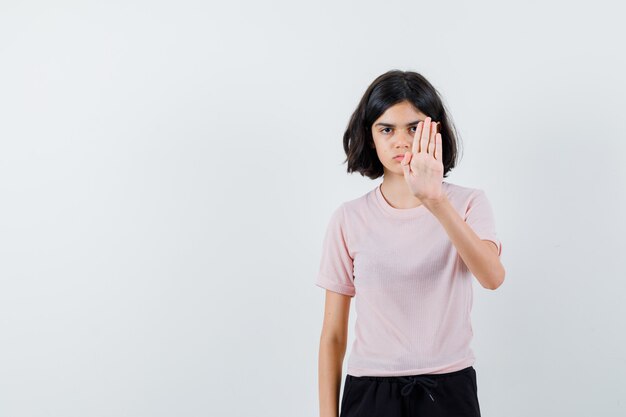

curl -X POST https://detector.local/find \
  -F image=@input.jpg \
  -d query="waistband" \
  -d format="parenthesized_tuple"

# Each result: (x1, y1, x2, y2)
(346, 366, 474, 403)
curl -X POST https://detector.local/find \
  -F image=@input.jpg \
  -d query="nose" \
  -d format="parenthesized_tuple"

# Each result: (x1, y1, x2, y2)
(395, 131, 414, 149)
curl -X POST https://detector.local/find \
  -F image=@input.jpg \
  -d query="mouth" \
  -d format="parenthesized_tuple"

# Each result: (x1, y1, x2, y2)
(393, 155, 404, 162)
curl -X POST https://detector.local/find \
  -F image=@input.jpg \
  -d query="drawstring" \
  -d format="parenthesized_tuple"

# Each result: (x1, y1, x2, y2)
(398, 375, 438, 402)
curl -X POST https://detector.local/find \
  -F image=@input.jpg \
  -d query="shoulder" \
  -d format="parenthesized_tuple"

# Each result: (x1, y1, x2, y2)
(443, 181, 497, 219)
(335, 186, 376, 216)
(443, 181, 487, 202)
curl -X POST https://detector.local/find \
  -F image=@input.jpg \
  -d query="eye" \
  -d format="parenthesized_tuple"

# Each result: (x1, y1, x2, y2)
(409, 126, 417, 133)
(381, 127, 392, 134)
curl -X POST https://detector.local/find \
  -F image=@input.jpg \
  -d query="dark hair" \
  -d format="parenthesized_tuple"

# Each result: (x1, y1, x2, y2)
(342, 69, 462, 179)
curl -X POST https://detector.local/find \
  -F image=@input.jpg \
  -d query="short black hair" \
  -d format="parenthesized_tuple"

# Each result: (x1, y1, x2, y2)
(342, 69, 462, 179)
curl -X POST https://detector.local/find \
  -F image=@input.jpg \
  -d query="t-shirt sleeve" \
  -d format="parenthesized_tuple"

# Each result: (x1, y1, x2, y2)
(464, 189, 503, 256)
(315, 204, 356, 297)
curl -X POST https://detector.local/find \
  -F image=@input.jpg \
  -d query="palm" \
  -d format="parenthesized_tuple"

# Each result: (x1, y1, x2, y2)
(400, 117, 444, 202)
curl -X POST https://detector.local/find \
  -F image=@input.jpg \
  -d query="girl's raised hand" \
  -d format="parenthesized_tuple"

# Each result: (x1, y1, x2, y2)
(400, 116, 444, 203)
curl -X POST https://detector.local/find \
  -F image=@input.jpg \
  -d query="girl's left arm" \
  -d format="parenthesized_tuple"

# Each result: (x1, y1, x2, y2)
(401, 117, 504, 289)
(424, 196, 505, 290)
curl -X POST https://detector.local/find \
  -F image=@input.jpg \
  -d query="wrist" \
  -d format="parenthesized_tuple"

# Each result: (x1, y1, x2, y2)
(422, 194, 449, 212)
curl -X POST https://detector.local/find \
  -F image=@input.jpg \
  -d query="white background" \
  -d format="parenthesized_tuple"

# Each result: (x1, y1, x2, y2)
(1, 0, 625, 416)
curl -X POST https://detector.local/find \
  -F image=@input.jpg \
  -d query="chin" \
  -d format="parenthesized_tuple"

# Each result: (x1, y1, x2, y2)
(384, 167, 403, 176)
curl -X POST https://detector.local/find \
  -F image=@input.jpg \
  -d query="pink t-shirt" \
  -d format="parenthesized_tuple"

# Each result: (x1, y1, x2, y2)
(315, 181, 502, 377)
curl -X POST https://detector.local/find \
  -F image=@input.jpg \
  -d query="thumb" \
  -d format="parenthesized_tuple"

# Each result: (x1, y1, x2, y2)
(400, 152, 411, 178)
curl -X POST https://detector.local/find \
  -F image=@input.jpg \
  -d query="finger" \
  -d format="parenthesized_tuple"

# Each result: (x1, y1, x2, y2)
(412, 122, 422, 155)
(420, 116, 431, 153)
(435, 132, 442, 161)
(428, 121, 437, 156)
(401, 152, 411, 178)
(428, 131, 436, 155)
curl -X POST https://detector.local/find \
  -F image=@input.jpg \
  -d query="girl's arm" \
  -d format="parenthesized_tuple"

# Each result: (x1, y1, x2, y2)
(425, 197, 506, 290)
(318, 290, 351, 417)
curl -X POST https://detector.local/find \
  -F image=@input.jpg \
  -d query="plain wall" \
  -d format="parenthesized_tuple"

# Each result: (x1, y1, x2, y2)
(1, 0, 625, 416)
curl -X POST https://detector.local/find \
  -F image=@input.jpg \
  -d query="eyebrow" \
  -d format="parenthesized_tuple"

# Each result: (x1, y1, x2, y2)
(374, 120, 422, 128)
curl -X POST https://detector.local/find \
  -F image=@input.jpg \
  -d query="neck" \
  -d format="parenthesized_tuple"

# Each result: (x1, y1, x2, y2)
(380, 176, 424, 209)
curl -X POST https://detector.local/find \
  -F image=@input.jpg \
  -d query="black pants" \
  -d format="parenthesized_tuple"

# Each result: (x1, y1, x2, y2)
(339, 366, 481, 417)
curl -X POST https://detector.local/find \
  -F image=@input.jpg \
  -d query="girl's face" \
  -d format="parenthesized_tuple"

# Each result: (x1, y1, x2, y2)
(371, 100, 429, 176)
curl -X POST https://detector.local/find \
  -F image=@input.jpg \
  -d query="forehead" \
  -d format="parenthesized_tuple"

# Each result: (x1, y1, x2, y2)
(375, 101, 427, 122)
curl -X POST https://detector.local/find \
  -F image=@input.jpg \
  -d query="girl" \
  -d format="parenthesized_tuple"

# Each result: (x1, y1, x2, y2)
(316, 70, 505, 417)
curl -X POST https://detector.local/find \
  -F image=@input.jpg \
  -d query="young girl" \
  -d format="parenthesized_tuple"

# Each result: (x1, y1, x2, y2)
(316, 70, 504, 417)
